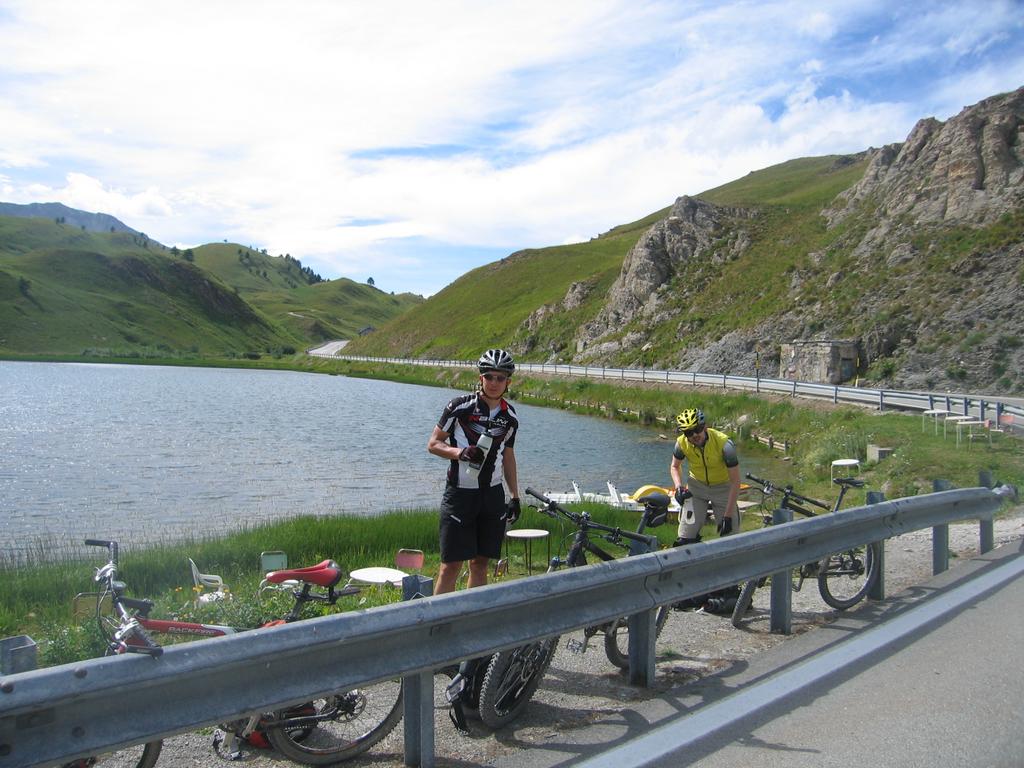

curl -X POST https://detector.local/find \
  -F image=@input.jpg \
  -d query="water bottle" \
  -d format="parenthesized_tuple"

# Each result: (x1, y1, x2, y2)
(466, 430, 493, 478)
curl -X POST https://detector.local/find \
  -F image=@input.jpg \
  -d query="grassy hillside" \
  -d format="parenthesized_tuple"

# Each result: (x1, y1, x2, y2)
(345, 211, 665, 359)
(620, 155, 871, 366)
(0, 216, 421, 357)
(346, 155, 867, 362)
(0, 217, 294, 355)
(192, 243, 423, 342)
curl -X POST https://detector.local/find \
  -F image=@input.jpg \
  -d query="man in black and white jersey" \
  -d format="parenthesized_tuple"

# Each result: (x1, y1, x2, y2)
(427, 348, 522, 594)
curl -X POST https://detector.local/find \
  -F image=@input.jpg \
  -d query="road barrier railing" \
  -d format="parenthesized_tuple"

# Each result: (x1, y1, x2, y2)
(0, 488, 1002, 768)
(332, 354, 1023, 427)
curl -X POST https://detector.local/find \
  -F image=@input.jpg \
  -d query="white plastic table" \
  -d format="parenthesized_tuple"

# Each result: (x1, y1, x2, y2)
(922, 408, 950, 434)
(505, 528, 550, 575)
(348, 566, 408, 587)
(830, 458, 860, 483)
(943, 414, 973, 439)
(957, 420, 986, 447)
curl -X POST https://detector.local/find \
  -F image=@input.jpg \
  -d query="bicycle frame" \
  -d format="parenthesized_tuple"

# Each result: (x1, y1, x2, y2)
(83, 539, 403, 764)
(733, 474, 880, 626)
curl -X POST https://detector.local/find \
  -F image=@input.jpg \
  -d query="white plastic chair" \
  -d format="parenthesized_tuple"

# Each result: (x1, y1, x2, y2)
(189, 558, 227, 603)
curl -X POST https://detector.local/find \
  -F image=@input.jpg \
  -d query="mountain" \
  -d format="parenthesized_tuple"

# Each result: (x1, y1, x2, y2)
(348, 86, 1024, 394)
(0, 214, 421, 357)
(0, 202, 145, 237)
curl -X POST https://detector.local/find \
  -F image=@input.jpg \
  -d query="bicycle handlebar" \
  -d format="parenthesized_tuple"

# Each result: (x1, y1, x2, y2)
(85, 538, 118, 564)
(744, 473, 830, 512)
(524, 487, 659, 548)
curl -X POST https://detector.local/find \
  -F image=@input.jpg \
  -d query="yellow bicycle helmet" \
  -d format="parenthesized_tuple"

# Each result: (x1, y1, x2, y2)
(675, 408, 705, 433)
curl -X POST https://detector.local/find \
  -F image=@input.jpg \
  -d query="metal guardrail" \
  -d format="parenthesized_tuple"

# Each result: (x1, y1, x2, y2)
(0, 488, 1001, 767)
(331, 354, 1024, 427)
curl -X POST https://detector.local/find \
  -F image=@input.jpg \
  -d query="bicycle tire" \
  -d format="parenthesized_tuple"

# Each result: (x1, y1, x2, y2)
(265, 678, 403, 764)
(818, 541, 881, 610)
(477, 639, 557, 729)
(72, 740, 162, 768)
(730, 578, 759, 627)
(603, 606, 671, 670)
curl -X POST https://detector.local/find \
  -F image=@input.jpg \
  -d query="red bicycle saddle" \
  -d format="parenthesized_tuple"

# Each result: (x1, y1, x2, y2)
(265, 559, 343, 588)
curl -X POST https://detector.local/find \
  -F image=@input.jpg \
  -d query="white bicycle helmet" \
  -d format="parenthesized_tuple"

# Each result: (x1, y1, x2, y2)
(478, 348, 515, 374)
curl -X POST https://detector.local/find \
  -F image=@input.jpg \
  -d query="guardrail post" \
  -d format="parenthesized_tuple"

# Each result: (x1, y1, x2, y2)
(931, 480, 953, 574)
(770, 506, 793, 634)
(402, 576, 434, 768)
(977, 470, 996, 553)
(0, 634, 37, 674)
(626, 537, 658, 687)
(866, 491, 886, 601)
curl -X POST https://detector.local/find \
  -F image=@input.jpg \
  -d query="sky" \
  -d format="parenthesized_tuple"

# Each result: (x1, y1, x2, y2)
(1, 1, 1023, 297)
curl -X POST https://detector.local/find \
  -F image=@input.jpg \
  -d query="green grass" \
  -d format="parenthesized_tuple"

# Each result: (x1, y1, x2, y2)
(2, 502, 682, 666)
(0, 216, 419, 357)
(345, 226, 650, 360)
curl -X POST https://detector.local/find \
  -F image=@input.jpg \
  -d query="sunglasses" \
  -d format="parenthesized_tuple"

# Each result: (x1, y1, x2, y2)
(682, 427, 703, 437)
(481, 373, 509, 383)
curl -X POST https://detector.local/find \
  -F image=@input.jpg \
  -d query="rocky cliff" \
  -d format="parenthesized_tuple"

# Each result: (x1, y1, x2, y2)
(519, 86, 1024, 394)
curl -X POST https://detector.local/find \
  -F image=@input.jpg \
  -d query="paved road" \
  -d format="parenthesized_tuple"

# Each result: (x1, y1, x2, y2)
(554, 541, 1024, 768)
(307, 339, 348, 356)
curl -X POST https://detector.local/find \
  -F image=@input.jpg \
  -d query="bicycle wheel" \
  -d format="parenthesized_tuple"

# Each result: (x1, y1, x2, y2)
(71, 741, 162, 768)
(477, 639, 557, 729)
(818, 542, 881, 610)
(265, 678, 403, 764)
(731, 578, 760, 627)
(603, 606, 671, 670)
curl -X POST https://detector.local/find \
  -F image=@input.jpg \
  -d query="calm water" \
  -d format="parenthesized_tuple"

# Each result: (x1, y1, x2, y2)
(0, 361, 769, 560)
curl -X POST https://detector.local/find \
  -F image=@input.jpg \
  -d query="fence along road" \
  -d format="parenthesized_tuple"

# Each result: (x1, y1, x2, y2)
(329, 352, 1024, 430)
(0, 488, 1001, 768)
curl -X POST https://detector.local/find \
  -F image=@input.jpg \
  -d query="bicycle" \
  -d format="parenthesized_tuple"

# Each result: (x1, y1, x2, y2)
(525, 487, 669, 670)
(730, 475, 883, 627)
(82, 539, 402, 766)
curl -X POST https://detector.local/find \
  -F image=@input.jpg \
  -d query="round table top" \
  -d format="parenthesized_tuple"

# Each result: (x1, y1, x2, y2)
(830, 458, 860, 467)
(506, 528, 550, 539)
(349, 566, 408, 585)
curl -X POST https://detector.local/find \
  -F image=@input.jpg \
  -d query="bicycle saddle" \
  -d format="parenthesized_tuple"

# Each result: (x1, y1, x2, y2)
(640, 492, 670, 527)
(265, 559, 343, 588)
(834, 477, 865, 488)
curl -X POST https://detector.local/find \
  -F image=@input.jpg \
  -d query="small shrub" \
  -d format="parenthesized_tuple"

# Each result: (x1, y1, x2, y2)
(38, 622, 106, 667)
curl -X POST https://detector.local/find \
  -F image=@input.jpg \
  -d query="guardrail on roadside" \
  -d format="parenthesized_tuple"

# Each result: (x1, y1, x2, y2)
(329, 354, 1024, 428)
(0, 488, 1002, 768)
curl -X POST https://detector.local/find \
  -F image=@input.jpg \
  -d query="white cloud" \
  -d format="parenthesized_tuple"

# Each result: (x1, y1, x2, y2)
(1, 0, 1022, 294)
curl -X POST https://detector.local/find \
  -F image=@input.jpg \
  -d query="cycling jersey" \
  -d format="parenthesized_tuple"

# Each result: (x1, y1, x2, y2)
(437, 393, 518, 489)
(673, 427, 738, 486)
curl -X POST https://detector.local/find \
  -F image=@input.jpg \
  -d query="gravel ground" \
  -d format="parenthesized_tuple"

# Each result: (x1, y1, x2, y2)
(145, 507, 1024, 768)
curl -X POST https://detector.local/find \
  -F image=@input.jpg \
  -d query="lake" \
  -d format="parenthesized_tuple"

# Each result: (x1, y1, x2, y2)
(0, 361, 770, 560)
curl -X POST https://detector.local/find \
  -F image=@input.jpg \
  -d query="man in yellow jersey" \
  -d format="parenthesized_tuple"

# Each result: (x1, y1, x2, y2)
(669, 407, 742, 612)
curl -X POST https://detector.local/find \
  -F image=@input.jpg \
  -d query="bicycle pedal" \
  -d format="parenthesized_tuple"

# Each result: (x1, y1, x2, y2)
(565, 637, 588, 654)
(444, 674, 466, 703)
(212, 730, 244, 761)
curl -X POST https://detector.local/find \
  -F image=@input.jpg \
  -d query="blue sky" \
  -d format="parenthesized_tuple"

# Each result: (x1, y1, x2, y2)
(1, 1, 1022, 296)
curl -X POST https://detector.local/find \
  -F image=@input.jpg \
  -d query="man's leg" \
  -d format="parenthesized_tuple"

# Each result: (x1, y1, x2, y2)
(436, 561, 463, 594)
(466, 555, 490, 588)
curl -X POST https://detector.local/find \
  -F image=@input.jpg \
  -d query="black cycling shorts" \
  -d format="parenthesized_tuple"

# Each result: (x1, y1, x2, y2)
(439, 483, 506, 563)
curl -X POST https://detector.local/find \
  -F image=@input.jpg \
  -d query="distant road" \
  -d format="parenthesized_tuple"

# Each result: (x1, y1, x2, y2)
(307, 340, 348, 357)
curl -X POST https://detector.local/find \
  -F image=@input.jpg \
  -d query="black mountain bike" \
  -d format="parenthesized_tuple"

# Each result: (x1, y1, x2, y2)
(525, 487, 669, 670)
(731, 475, 883, 627)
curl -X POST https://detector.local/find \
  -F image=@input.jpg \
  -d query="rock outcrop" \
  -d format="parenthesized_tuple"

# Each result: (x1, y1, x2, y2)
(523, 86, 1024, 393)
(573, 196, 755, 355)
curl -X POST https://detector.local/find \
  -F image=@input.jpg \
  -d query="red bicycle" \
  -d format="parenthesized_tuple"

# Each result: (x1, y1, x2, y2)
(81, 539, 402, 766)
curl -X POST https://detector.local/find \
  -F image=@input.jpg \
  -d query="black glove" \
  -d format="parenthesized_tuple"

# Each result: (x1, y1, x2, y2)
(674, 485, 692, 505)
(504, 498, 521, 525)
(458, 445, 484, 463)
